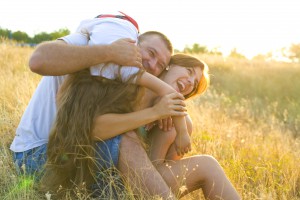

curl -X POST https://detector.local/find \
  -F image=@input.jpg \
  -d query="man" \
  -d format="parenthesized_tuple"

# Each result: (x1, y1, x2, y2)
(11, 12, 182, 199)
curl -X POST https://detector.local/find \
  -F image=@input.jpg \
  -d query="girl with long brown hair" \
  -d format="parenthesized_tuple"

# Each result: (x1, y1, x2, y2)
(41, 54, 240, 199)
(39, 53, 203, 194)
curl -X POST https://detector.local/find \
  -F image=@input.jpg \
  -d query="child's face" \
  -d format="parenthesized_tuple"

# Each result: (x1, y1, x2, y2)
(162, 65, 202, 97)
(139, 36, 171, 77)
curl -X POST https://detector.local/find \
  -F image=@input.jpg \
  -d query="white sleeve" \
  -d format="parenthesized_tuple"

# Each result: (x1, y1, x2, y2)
(60, 18, 140, 82)
(85, 18, 140, 82)
(58, 20, 91, 46)
(59, 33, 88, 46)
(120, 67, 140, 82)
(99, 65, 140, 83)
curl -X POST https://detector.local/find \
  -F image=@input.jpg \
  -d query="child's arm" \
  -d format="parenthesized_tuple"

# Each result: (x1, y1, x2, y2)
(138, 72, 191, 154)
(92, 92, 187, 140)
(162, 114, 193, 161)
(173, 113, 193, 156)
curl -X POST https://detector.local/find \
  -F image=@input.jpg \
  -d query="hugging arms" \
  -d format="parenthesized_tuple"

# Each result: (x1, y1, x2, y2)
(13, 17, 186, 198)
(11, 13, 240, 199)
(39, 16, 194, 198)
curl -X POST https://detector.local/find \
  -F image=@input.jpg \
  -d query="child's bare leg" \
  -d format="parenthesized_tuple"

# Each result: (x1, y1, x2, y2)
(148, 127, 240, 199)
(156, 155, 241, 200)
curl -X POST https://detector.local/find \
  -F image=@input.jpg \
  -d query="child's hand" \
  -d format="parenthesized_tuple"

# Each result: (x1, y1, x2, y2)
(174, 132, 191, 156)
(158, 116, 173, 131)
(144, 122, 156, 131)
(152, 93, 187, 118)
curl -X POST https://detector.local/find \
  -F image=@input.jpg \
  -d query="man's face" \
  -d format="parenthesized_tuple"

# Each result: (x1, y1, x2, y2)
(139, 36, 171, 77)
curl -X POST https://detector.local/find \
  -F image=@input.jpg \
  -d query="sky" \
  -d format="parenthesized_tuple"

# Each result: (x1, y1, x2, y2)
(1, 0, 300, 58)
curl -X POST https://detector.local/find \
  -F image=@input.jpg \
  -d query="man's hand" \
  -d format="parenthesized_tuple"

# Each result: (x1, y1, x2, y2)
(29, 39, 143, 76)
(152, 93, 187, 119)
(109, 38, 143, 68)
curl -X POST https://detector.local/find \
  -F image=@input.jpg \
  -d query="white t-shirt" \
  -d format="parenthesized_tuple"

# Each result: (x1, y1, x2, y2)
(10, 17, 140, 152)
(64, 17, 140, 82)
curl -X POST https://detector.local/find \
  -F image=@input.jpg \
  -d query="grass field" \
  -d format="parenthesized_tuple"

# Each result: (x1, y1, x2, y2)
(0, 40, 299, 199)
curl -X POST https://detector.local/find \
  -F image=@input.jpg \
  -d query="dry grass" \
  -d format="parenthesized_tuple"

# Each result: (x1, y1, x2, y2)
(0, 40, 299, 199)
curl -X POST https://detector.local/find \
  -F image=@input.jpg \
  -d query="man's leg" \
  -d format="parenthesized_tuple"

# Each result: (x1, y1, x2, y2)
(12, 144, 47, 179)
(147, 126, 181, 164)
(93, 135, 126, 198)
(118, 131, 176, 199)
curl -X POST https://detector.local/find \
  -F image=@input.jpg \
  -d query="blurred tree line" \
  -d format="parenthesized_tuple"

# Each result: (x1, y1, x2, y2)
(181, 44, 247, 59)
(177, 43, 300, 63)
(179, 43, 223, 56)
(287, 43, 300, 63)
(179, 44, 251, 59)
(1, 26, 300, 63)
(0, 27, 70, 45)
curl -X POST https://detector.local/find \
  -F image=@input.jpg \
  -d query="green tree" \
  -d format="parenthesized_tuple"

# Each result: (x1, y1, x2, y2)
(183, 43, 208, 54)
(209, 47, 223, 56)
(288, 43, 300, 63)
(183, 45, 192, 54)
(174, 49, 181, 53)
(0, 27, 12, 39)
(229, 48, 246, 59)
(50, 28, 70, 40)
(32, 32, 52, 44)
(11, 31, 30, 43)
(252, 54, 267, 61)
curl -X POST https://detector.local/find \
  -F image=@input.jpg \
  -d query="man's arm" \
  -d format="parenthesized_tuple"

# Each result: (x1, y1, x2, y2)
(29, 38, 142, 76)
(92, 92, 187, 140)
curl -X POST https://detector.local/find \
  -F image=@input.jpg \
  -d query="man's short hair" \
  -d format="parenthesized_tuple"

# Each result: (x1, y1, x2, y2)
(139, 31, 173, 54)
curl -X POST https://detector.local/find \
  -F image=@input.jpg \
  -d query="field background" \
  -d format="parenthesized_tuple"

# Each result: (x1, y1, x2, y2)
(0, 40, 299, 199)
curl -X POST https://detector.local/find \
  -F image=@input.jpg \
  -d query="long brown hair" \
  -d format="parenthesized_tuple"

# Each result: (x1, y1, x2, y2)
(40, 69, 143, 195)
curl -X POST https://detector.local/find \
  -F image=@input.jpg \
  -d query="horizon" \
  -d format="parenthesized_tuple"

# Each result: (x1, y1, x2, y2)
(1, 0, 300, 58)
